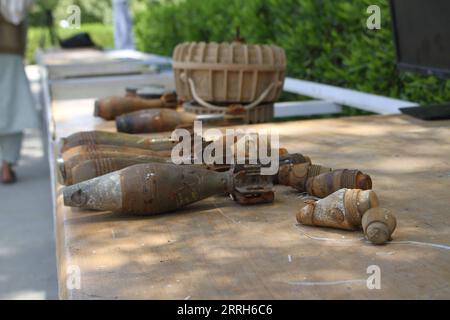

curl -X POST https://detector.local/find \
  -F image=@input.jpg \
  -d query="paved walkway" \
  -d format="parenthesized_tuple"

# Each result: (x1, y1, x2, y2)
(0, 66, 58, 299)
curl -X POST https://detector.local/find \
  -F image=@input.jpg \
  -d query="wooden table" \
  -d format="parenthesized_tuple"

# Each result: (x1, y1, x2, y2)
(37, 48, 175, 101)
(51, 99, 450, 299)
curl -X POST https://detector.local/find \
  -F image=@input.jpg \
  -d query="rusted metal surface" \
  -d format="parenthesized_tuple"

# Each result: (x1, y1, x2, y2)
(50, 98, 450, 299)
(306, 169, 372, 198)
(61, 144, 171, 160)
(63, 151, 311, 186)
(60, 130, 178, 153)
(231, 165, 274, 205)
(362, 207, 397, 245)
(63, 163, 234, 215)
(276, 162, 331, 191)
(296, 188, 379, 230)
(115, 109, 198, 133)
(69, 157, 233, 185)
(63, 162, 276, 214)
(58, 145, 170, 185)
(70, 157, 164, 185)
(94, 94, 178, 120)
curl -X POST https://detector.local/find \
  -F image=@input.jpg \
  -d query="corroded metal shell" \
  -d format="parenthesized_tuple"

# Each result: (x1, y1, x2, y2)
(63, 163, 233, 215)
(306, 169, 372, 198)
(277, 162, 331, 191)
(94, 94, 177, 120)
(296, 189, 379, 230)
(116, 109, 197, 134)
(59, 145, 170, 185)
(362, 208, 397, 245)
(70, 157, 164, 185)
(60, 131, 178, 153)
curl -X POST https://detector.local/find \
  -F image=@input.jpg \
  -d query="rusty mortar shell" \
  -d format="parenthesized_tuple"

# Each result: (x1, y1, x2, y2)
(71, 156, 236, 185)
(296, 188, 379, 230)
(60, 149, 170, 185)
(306, 169, 372, 198)
(60, 137, 215, 185)
(61, 144, 172, 161)
(63, 163, 234, 215)
(60, 131, 178, 153)
(94, 96, 178, 120)
(276, 162, 331, 191)
(362, 208, 397, 245)
(70, 157, 168, 185)
(116, 109, 198, 134)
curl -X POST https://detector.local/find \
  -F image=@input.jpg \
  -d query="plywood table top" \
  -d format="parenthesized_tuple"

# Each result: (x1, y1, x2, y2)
(51, 99, 450, 299)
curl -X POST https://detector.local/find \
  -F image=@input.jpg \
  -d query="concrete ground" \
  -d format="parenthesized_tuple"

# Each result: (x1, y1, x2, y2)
(0, 66, 58, 299)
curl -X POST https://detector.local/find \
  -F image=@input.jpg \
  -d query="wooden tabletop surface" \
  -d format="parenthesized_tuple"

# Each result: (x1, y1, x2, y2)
(51, 99, 450, 299)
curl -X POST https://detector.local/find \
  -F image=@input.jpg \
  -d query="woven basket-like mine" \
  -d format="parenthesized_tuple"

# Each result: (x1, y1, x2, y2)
(173, 42, 286, 104)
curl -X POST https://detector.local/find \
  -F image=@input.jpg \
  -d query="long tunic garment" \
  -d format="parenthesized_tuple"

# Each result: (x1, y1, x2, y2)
(0, 53, 39, 135)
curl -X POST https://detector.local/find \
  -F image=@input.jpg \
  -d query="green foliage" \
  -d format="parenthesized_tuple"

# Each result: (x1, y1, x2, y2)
(29, 0, 112, 26)
(134, 0, 450, 107)
(26, 23, 114, 63)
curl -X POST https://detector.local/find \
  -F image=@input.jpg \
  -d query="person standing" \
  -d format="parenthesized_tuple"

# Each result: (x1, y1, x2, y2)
(0, 0, 39, 184)
(112, 0, 135, 50)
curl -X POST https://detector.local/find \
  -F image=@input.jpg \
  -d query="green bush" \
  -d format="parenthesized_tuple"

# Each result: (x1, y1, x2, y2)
(134, 0, 450, 107)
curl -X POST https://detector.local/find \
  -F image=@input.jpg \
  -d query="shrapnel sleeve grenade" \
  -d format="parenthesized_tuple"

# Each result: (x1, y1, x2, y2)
(296, 188, 379, 230)
(275, 160, 372, 197)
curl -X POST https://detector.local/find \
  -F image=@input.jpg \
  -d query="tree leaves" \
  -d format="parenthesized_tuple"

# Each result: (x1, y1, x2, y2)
(134, 0, 450, 107)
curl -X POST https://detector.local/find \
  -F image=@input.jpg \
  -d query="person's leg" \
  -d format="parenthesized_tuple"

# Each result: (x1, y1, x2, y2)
(0, 132, 23, 183)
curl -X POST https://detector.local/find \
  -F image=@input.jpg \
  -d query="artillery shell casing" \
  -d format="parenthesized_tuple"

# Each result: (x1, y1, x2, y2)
(69, 156, 235, 184)
(60, 151, 170, 185)
(70, 157, 165, 184)
(276, 162, 331, 191)
(306, 169, 372, 198)
(296, 188, 379, 230)
(116, 109, 197, 134)
(362, 208, 397, 245)
(61, 144, 171, 161)
(63, 163, 233, 215)
(60, 131, 178, 153)
(94, 96, 177, 120)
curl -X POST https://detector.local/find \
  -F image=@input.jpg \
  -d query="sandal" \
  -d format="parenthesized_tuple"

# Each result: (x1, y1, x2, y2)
(1, 165, 17, 184)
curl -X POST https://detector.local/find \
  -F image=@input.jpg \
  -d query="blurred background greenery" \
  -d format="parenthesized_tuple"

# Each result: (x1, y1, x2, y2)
(27, 0, 449, 109)
(27, 0, 115, 61)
